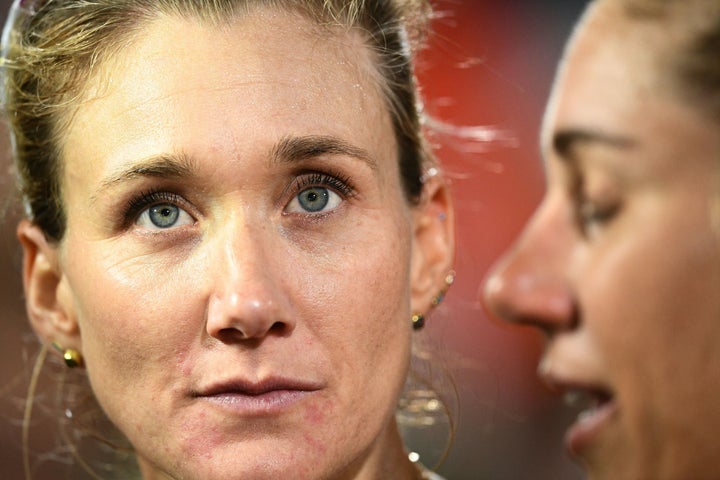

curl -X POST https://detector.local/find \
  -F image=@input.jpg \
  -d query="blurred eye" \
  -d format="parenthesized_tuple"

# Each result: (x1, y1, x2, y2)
(579, 198, 619, 229)
(570, 167, 622, 238)
(287, 187, 342, 214)
(574, 183, 622, 238)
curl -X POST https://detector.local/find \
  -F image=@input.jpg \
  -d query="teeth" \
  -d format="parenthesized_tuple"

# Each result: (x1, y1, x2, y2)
(578, 407, 597, 423)
(564, 388, 616, 424)
(564, 390, 598, 409)
(564, 390, 583, 408)
(567, 391, 599, 424)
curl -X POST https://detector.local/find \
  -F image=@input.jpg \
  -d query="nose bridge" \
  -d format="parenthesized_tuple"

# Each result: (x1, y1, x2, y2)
(484, 193, 577, 330)
(221, 210, 270, 283)
(514, 194, 574, 273)
(211, 206, 273, 285)
(206, 209, 294, 342)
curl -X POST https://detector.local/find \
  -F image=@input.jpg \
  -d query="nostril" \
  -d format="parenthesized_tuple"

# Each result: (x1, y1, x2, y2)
(215, 327, 250, 343)
(269, 321, 290, 336)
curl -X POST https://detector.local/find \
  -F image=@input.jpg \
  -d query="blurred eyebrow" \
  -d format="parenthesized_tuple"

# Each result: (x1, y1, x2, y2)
(92, 153, 195, 203)
(270, 135, 377, 171)
(553, 129, 636, 161)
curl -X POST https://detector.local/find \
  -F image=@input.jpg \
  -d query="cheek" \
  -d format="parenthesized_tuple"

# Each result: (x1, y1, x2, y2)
(581, 201, 720, 439)
(312, 218, 413, 364)
(303, 212, 414, 413)
(64, 244, 201, 408)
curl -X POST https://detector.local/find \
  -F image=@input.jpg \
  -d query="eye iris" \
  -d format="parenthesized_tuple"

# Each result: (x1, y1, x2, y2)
(298, 187, 329, 212)
(149, 204, 179, 228)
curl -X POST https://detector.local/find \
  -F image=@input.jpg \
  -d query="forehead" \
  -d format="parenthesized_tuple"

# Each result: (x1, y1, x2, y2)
(543, 1, 676, 137)
(541, 0, 720, 179)
(61, 7, 392, 174)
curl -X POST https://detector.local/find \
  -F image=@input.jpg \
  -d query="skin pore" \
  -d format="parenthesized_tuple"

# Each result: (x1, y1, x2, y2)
(18, 7, 453, 480)
(484, 1, 720, 479)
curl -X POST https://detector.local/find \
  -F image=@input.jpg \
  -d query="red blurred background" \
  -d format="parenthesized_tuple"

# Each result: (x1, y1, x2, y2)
(0, 1, 589, 478)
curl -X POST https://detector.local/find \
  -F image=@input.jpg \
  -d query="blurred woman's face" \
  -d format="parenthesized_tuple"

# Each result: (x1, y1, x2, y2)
(484, 2, 720, 479)
(25, 9, 444, 480)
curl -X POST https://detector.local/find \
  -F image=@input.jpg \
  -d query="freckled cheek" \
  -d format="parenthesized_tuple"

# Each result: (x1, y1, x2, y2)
(325, 249, 411, 397)
(69, 256, 203, 397)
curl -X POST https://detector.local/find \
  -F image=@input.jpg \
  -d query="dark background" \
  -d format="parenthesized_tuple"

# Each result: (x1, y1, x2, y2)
(0, 1, 590, 478)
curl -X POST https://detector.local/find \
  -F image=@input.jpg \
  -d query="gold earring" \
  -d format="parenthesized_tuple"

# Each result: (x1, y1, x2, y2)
(411, 313, 425, 330)
(51, 342, 83, 368)
(431, 271, 456, 307)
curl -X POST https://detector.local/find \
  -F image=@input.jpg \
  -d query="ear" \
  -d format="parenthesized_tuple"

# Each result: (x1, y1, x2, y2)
(409, 173, 455, 315)
(17, 220, 81, 356)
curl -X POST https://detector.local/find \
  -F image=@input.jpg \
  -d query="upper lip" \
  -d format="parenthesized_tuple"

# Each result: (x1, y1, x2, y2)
(193, 377, 324, 397)
(539, 363, 614, 408)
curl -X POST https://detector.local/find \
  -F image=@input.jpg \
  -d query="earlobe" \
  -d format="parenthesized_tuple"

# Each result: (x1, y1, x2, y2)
(409, 173, 456, 316)
(17, 220, 79, 351)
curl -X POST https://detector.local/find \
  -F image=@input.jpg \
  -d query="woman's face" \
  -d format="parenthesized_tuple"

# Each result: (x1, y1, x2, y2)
(484, 3, 720, 479)
(21, 9, 451, 480)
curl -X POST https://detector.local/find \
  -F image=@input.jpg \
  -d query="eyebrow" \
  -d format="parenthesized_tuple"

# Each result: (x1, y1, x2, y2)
(92, 153, 196, 204)
(90, 135, 376, 203)
(552, 129, 636, 161)
(269, 135, 378, 171)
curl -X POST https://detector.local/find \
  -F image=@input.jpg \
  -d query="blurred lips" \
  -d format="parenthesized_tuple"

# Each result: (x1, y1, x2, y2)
(192, 377, 324, 416)
(563, 387, 617, 455)
(542, 369, 617, 456)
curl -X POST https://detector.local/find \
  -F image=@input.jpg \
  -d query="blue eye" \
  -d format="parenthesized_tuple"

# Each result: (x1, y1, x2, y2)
(149, 204, 179, 227)
(287, 186, 342, 214)
(299, 187, 329, 212)
(136, 203, 194, 230)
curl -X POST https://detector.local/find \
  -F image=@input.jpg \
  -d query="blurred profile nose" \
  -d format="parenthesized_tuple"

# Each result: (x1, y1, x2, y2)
(482, 197, 577, 333)
(205, 220, 295, 343)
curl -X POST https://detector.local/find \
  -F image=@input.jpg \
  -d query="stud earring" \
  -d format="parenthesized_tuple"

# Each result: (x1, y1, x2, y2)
(431, 271, 456, 307)
(51, 342, 83, 368)
(412, 313, 425, 330)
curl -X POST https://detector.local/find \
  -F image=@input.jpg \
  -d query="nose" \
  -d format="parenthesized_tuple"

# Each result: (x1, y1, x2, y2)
(482, 195, 577, 333)
(205, 218, 295, 344)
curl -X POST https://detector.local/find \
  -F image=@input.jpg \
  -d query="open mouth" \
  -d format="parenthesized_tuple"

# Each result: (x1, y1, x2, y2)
(563, 387, 617, 455)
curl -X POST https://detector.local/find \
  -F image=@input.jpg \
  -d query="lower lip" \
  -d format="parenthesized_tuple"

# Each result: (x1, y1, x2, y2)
(565, 400, 618, 455)
(200, 390, 314, 416)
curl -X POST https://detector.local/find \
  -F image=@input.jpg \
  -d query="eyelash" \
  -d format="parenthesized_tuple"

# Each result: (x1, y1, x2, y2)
(290, 171, 355, 200)
(572, 177, 620, 235)
(123, 189, 188, 227)
(578, 195, 619, 226)
(121, 170, 356, 227)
